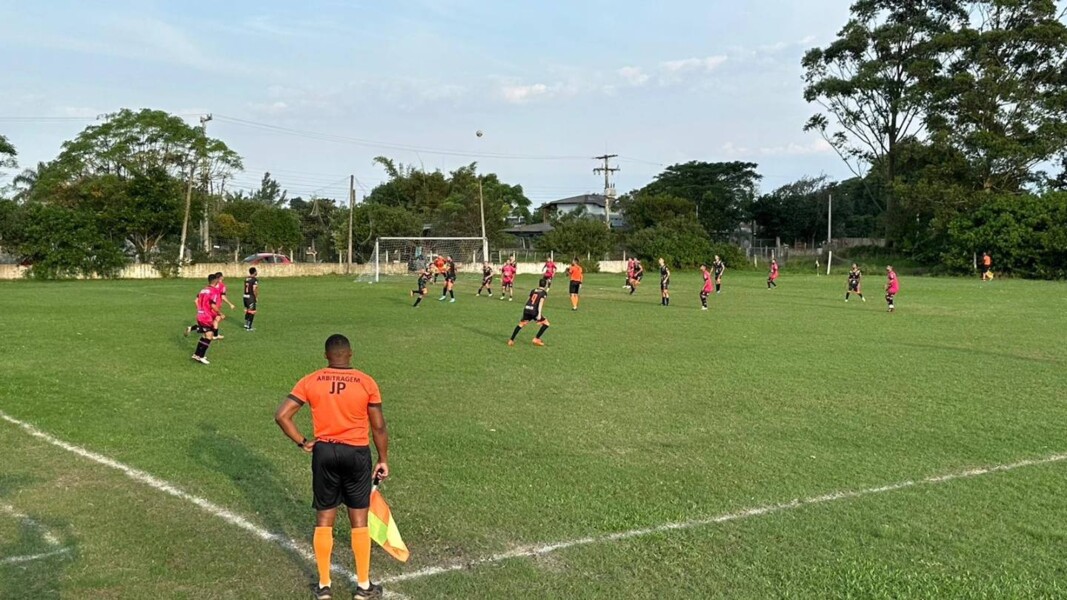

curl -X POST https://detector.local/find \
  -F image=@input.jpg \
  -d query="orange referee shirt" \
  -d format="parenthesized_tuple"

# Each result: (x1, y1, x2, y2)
(569, 265, 584, 283)
(289, 367, 381, 447)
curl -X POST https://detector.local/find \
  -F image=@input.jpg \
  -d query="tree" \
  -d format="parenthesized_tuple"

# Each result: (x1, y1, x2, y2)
(626, 218, 713, 268)
(12, 162, 46, 202)
(618, 193, 697, 230)
(639, 161, 761, 237)
(248, 171, 288, 206)
(16, 203, 128, 279)
(290, 197, 340, 261)
(537, 213, 614, 263)
(930, 0, 1067, 192)
(331, 203, 422, 262)
(802, 0, 966, 189)
(0, 134, 15, 196)
(249, 207, 302, 254)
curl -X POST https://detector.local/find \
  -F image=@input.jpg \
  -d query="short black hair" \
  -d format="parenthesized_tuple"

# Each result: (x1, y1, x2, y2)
(325, 334, 351, 354)
(207, 274, 218, 283)
(215, 272, 224, 278)
(538, 277, 548, 287)
(249, 267, 257, 275)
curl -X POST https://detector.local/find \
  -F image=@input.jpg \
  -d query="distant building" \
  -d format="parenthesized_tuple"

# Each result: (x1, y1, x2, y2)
(503, 193, 625, 248)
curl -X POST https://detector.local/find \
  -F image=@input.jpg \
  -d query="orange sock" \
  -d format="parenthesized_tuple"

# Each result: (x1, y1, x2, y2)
(313, 527, 333, 587)
(352, 527, 371, 587)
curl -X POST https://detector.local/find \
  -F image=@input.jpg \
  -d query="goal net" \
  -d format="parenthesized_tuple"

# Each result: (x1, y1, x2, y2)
(359, 237, 488, 283)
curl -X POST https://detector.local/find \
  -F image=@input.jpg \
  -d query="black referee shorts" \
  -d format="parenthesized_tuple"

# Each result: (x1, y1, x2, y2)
(569, 281, 581, 295)
(311, 442, 372, 510)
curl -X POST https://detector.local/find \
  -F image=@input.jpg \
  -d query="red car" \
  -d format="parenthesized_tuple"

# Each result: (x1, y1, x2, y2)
(242, 253, 292, 265)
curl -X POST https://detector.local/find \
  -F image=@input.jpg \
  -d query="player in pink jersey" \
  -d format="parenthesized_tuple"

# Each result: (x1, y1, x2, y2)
(699, 264, 713, 311)
(885, 265, 900, 312)
(184, 274, 220, 364)
(500, 256, 517, 301)
(767, 259, 779, 289)
(542, 258, 558, 290)
(624, 258, 635, 290)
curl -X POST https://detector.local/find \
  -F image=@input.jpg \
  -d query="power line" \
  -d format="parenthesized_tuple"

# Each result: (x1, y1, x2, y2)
(593, 154, 620, 228)
(212, 114, 591, 161)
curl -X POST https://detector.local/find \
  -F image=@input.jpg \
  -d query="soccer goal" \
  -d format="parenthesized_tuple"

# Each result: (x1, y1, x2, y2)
(361, 237, 488, 283)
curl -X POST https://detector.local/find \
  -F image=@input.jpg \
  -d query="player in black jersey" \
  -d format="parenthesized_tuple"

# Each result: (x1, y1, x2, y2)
(845, 263, 865, 302)
(476, 262, 494, 297)
(508, 278, 550, 347)
(438, 256, 457, 303)
(411, 266, 432, 307)
(658, 258, 671, 306)
(712, 256, 726, 294)
(242, 268, 259, 331)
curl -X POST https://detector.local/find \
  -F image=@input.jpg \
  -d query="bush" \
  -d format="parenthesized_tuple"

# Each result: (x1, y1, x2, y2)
(19, 204, 128, 279)
(626, 218, 712, 268)
(537, 214, 614, 266)
(708, 243, 750, 271)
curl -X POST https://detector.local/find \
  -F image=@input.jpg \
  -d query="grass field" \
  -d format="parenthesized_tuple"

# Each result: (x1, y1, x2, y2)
(2, 270, 1066, 599)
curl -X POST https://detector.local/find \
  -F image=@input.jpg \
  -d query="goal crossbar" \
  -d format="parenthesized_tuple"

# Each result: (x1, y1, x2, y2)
(371, 236, 488, 282)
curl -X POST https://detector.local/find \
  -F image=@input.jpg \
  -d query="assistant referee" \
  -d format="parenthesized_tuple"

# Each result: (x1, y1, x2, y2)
(275, 334, 390, 600)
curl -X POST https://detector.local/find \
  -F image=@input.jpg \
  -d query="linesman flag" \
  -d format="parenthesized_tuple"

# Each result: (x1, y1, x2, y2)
(369, 482, 409, 562)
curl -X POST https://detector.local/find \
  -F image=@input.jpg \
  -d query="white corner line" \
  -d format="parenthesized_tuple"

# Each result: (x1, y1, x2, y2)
(380, 451, 1067, 585)
(1, 502, 63, 547)
(1, 547, 72, 565)
(0, 411, 409, 599)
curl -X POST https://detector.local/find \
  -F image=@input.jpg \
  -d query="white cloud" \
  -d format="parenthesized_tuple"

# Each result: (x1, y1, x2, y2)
(660, 55, 728, 73)
(618, 66, 649, 87)
(500, 83, 550, 104)
(723, 139, 833, 157)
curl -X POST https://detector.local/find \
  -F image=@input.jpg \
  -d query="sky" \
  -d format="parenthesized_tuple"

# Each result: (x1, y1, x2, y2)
(0, 0, 857, 207)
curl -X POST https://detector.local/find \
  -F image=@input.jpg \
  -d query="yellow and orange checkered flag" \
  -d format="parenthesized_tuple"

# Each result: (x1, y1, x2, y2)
(368, 480, 409, 562)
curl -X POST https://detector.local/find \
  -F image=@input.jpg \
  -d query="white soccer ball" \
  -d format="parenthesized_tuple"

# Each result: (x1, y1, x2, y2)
(475, 130, 484, 138)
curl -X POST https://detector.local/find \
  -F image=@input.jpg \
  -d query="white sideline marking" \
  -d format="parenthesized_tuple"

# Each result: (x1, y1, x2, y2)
(380, 451, 1067, 585)
(0, 411, 408, 598)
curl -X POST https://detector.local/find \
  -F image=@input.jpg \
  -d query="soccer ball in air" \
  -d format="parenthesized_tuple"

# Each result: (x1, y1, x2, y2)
(476, 130, 484, 138)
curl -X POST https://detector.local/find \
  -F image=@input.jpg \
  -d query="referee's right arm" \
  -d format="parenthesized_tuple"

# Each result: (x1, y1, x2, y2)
(369, 405, 389, 480)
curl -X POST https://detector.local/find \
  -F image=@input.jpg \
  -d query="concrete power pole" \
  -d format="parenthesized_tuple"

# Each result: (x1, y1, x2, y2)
(593, 154, 619, 228)
(347, 175, 354, 275)
(178, 114, 212, 269)
(200, 115, 213, 254)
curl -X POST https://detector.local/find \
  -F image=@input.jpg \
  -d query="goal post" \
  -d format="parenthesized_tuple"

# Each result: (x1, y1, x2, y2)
(364, 237, 488, 283)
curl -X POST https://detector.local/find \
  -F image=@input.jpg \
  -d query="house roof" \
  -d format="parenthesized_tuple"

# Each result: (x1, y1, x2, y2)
(504, 222, 555, 235)
(542, 194, 607, 209)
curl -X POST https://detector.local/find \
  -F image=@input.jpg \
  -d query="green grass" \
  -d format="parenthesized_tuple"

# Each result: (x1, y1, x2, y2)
(1, 271, 1066, 599)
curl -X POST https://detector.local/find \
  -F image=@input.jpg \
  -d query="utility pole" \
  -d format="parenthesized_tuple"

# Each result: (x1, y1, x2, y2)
(827, 193, 833, 246)
(593, 154, 619, 229)
(347, 175, 355, 275)
(200, 115, 213, 254)
(178, 114, 212, 269)
(478, 176, 488, 261)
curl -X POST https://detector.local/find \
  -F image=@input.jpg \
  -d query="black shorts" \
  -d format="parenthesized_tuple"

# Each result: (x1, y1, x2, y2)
(311, 442, 372, 510)
(569, 281, 581, 295)
(243, 297, 257, 310)
(661, 280, 670, 290)
(193, 324, 218, 335)
(445, 275, 456, 283)
(483, 277, 492, 285)
(848, 280, 859, 292)
(521, 309, 546, 323)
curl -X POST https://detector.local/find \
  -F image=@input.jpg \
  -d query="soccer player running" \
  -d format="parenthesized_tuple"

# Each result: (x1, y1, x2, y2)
(500, 256, 517, 301)
(243, 268, 259, 331)
(658, 258, 671, 306)
(476, 262, 494, 297)
(624, 257, 635, 290)
(212, 272, 236, 338)
(566, 257, 583, 310)
(542, 257, 558, 290)
(713, 255, 726, 294)
(767, 259, 779, 289)
(411, 266, 432, 307)
(438, 256, 457, 303)
(629, 259, 644, 295)
(274, 334, 390, 600)
(186, 274, 220, 364)
(509, 277, 551, 346)
(845, 263, 865, 302)
(885, 265, 900, 312)
(699, 264, 713, 311)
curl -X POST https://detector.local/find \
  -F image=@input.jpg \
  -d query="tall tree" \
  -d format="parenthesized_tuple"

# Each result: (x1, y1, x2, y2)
(0, 134, 15, 195)
(802, 0, 966, 186)
(930, 0, 1067, 192)
(249, 171, 288, 206)
(12, 162, 46, 201)
(639, 161, 761, 237)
